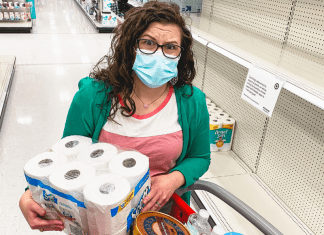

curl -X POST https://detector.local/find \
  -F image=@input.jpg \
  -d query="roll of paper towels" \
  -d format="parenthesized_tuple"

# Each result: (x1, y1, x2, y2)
(83, 174, 131, 235)
(76, 143, 118, 171)
(51, 135, 92, 159)
(49, 161, 96, 232)
(109, 151, 150, 207)
(219, 118, 236, 152)
(24, 152, 68, 203)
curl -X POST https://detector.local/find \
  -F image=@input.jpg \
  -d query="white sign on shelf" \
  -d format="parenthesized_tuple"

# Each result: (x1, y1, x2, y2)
(241, 66, 285, 117)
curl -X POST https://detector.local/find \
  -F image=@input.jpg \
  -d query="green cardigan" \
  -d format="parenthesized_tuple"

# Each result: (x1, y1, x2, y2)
(62, 77, 211, 204)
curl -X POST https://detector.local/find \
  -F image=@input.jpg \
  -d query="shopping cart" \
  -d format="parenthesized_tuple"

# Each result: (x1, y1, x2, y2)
(169, 180, 283, 235)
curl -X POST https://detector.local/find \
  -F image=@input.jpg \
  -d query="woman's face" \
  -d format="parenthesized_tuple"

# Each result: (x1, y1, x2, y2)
(138, 22, 182, 51)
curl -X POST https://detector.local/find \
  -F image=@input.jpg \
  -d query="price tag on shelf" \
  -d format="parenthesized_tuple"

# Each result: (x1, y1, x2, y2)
(241, 65, 285, 117)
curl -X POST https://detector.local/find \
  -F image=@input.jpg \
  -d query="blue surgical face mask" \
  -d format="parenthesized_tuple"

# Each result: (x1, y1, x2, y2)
(132, 49, 180, 88)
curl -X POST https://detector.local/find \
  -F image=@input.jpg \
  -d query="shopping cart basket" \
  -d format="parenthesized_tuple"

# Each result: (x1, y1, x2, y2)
(169, 180, 283, 235)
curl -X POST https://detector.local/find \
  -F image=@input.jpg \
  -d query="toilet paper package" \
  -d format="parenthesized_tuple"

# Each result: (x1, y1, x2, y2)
(210, 118, 236, 152)
(209, 118, 223, 152)
(24, 136, 151, 235)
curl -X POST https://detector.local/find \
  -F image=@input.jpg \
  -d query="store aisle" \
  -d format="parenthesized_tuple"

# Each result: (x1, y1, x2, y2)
(0, 1, 113, 234)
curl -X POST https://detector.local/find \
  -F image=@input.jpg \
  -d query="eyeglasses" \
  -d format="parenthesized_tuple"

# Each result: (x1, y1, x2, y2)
(136, 39, 183, 59)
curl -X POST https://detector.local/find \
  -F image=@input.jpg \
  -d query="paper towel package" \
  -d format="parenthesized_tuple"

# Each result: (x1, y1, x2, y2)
(24, 136, 151, 235)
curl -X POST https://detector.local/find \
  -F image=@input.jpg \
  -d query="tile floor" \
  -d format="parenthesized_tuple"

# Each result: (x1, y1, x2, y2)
(0, 0, 112, 234)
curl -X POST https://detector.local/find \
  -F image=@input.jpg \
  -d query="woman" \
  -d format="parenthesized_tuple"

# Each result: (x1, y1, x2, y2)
(19, 1, 210, 232)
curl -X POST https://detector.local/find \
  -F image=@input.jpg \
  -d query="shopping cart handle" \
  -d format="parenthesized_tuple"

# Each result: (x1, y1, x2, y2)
(175, 180, 283, 235)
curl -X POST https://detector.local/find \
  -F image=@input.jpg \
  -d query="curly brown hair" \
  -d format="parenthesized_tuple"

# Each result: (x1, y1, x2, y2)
(89, 1, 195, 121)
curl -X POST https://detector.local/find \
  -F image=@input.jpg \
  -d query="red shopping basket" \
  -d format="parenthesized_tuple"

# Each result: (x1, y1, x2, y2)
(169, 193, 195, 224)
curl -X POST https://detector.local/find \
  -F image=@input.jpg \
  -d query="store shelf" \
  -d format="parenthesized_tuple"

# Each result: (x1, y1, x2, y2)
(0, 56, 16, 131)
(73, 0, 116, 33)
(187, 13, 324, 111)
(197, 151, 313, 235)
(128, 0, 143, 7)
(0, 21, 32, 33)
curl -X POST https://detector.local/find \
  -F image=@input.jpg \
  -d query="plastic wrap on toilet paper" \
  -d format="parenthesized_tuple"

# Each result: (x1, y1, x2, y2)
(49, 161, 97, 233)
(24, 136, 152, 235)
(76, 143, 118, 172)
(216, 112, 230, 119)
(209, 119, 223, 152)
(207, 103, 216, 111)
(210, 118, 236, 152)
(109, 151, 150, 207)
(24, 152, 68, 203)
(51, 135, 93, 159)
(209, 107, 223, 115)
(83, 174, 131, 235)
(218, 118, 236, 151)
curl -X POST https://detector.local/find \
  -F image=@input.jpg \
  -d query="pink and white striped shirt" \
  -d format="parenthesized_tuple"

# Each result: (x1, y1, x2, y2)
(98, 86, 183, 177)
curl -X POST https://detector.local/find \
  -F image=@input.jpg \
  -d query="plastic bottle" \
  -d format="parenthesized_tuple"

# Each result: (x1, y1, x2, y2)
(186, 209, 212, 235)
(211, 225, 226, 235)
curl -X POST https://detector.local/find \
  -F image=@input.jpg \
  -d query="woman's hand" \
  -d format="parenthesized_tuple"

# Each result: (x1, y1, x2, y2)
(19, 190, 65, 231)
(142, 171, 185, 212)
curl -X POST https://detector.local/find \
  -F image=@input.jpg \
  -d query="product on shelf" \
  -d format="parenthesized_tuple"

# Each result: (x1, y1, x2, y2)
(14, 12, 20, 20)
(20, 12, 26, 20)
(8, 1, 13, 9)
(9, 12, 14, 20)
(207, 99, 236, 152)
(4, 12, 9, 20)
(0, 12, 3, 21)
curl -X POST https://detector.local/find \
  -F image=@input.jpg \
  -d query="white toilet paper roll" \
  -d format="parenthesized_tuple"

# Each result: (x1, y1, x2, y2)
(209, 112, 219, 120)
(83, 174, 131, 235)
(209, 107, 223, 114)
(206, 98, 211, 104)
(51, 135, 93, 159)
(216, 112, 230, 119)
(49, 161, 96, 232)
(24, 152, 68, 203)
(109, 151, 150, 207)
(210, 119, 223, 129)
(207, 103, 216, 111)
(219, 118, 236, 152)
(76, 143, 118, 170)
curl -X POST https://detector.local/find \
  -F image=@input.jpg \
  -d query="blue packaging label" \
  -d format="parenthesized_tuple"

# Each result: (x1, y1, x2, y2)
(210, 128, 233, 151)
